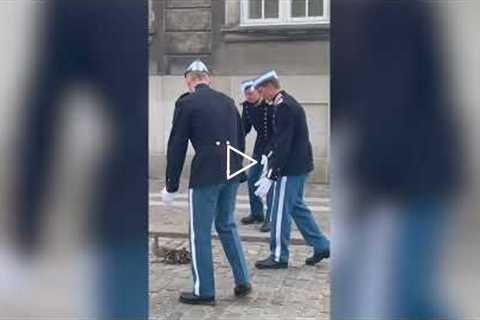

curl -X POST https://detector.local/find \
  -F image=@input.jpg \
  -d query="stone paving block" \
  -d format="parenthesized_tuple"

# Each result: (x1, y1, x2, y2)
(150, 181, 330, 319)
(150, 238, 330, 319)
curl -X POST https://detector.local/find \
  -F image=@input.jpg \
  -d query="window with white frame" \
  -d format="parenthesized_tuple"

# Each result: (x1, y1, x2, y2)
(241, 0, 329, 26)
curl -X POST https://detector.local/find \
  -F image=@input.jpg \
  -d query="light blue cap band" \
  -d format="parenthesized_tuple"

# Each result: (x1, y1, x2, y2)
(241, 80, 255, 93)
(253, 70, 278, 88)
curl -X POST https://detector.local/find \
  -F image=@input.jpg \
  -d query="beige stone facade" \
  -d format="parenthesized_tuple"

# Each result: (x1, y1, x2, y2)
(149, 0, 330, 183)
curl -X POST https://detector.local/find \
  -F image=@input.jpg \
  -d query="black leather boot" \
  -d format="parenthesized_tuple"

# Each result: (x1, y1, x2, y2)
(179, 292, 215, 306)
(234, 283, 252, 297)
(241, 215, 264, 225)
(305, 249, 330, 266)
(255, 256, 288, 269)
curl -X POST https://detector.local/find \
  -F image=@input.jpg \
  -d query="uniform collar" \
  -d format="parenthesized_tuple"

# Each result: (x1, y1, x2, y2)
(194, 83, 209, 91)
(272, 90, 285, 106)
(244, 98, 263, 107)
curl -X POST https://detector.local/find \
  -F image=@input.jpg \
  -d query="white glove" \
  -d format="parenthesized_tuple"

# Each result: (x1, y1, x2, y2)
(161, 187, 175, 205)
(260, 154, 269, 179)
(254, 176, 273, 198)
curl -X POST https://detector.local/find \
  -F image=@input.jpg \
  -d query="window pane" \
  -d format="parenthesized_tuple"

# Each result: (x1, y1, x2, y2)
(265, 0, 279, 18)
(249, 0, 262, 19)
(291, 0, 307, 18)
(308, 0, 324, 17)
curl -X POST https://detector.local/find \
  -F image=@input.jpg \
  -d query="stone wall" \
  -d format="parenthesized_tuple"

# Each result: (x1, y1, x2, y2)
(151, 0, 214, 75)
(149, 0, 330, 183)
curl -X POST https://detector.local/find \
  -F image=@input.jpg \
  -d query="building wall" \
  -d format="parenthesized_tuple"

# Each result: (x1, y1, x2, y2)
(149, 0, 330, 183)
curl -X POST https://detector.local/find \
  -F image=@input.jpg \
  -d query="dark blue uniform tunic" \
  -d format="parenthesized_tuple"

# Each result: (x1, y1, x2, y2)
(241, 99, 274, 159)
(266, 90, 314, 180)
(165, 84, 244, 192)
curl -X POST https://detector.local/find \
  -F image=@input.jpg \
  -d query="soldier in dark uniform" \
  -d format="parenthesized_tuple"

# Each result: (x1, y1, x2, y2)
(240, 80, 274, 232)
(161, 60, 252, 305)
(252, 71, 330, 269)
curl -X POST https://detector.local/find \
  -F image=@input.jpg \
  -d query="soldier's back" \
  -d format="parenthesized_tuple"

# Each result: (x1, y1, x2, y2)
(180, 84, 243, 188)
(185, 86, 237, 144)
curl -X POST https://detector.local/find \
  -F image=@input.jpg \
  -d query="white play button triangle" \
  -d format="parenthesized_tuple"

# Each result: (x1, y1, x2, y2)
(226, 145, 258, 180)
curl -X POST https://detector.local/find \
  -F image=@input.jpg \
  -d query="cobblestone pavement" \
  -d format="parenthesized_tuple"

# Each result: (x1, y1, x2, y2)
(150, 238, 330, 320)
(149, 179, 330, 320)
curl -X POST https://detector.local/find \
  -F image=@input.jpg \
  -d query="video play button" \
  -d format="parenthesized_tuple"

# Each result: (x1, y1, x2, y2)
(226, 145, 258, 180)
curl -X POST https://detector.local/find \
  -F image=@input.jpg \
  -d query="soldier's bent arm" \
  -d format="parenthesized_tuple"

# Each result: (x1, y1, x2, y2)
(166, 101, 190, 192)
(269, 106, 295, 179)
(241, 104, 253, 135)
(172, 92, 189, 123)
(237, 109, 246, 154)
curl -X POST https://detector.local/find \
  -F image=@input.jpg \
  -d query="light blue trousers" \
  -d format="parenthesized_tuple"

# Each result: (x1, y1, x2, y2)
(269, 174, 330, 263)
(189, 181, 249, 298)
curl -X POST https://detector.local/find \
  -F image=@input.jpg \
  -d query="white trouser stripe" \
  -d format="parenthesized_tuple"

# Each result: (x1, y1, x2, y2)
(189, 189, 200, 296)
(274, 177, 287, 262)
(269, 181, 277, 223)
